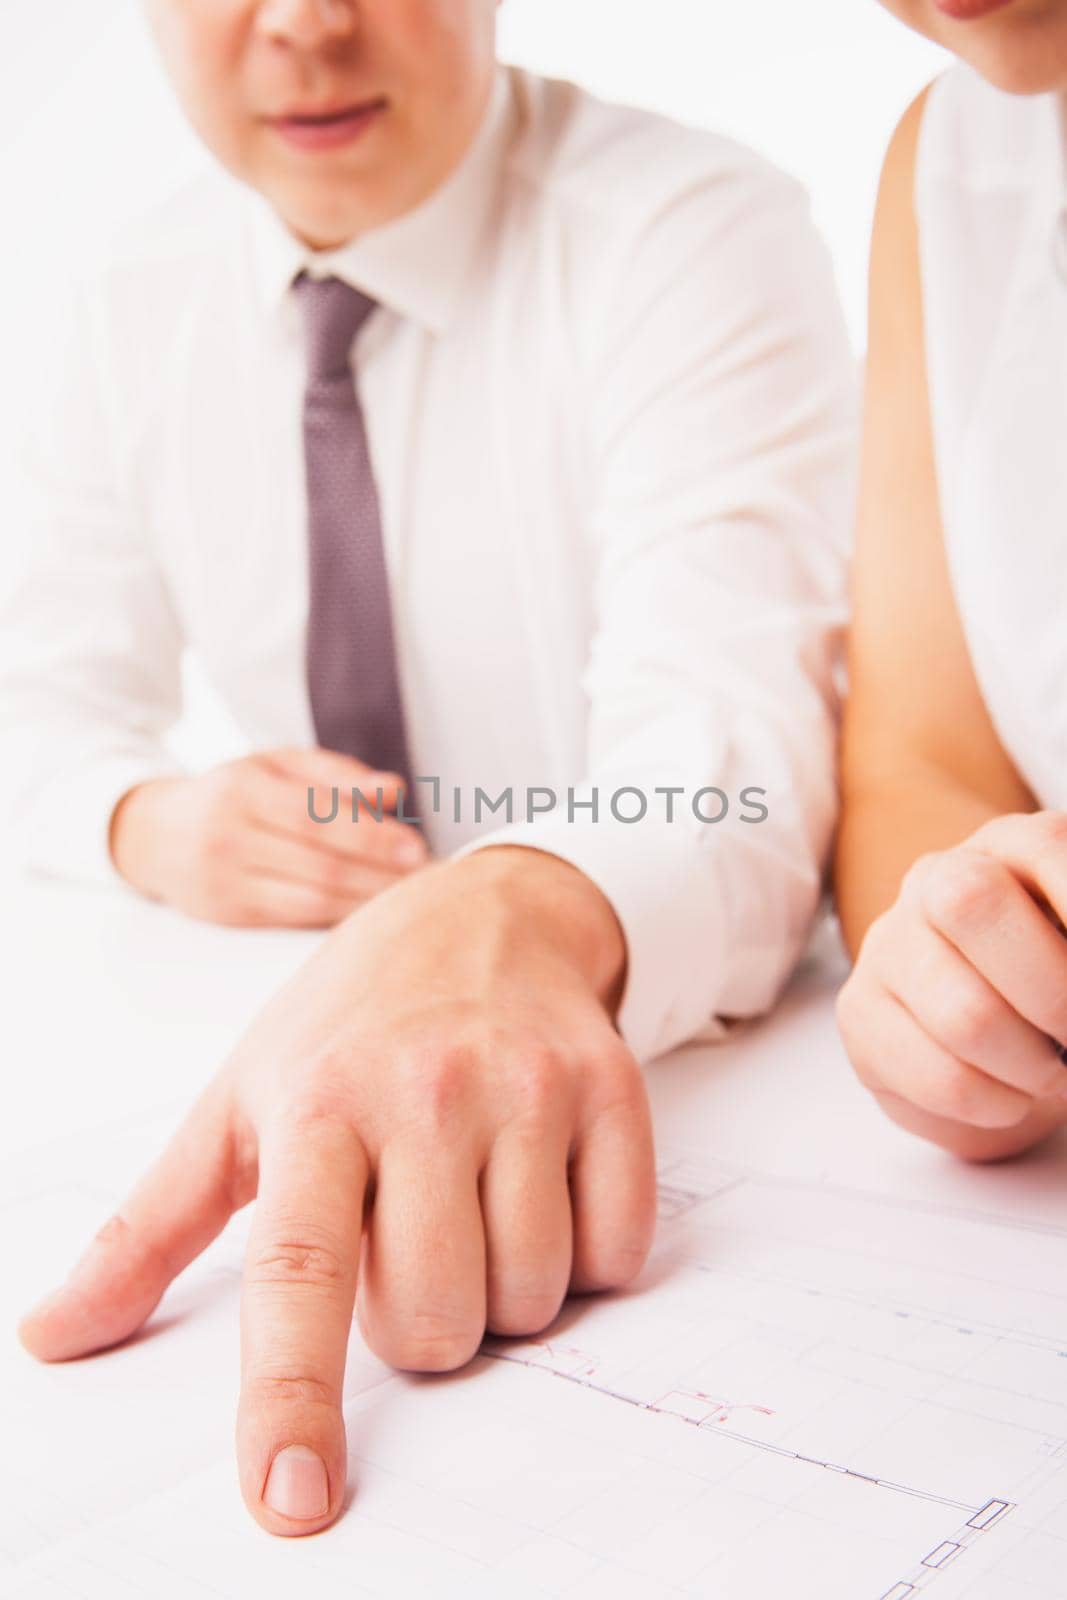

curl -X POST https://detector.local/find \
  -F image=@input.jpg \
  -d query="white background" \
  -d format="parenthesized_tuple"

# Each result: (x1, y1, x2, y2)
(0, 0, 945, 768)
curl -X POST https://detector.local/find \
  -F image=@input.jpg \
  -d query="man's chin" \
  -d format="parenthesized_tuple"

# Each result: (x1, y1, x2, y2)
(269, 189, 384, 251)
(265, 169, 424, 250)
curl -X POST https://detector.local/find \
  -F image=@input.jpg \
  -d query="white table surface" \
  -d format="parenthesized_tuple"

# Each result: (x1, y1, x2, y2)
(3, 875, 1067, 1599)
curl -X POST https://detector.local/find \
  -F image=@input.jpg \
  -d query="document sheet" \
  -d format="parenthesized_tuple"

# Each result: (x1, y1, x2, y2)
(4, 1107, 1067, 1599)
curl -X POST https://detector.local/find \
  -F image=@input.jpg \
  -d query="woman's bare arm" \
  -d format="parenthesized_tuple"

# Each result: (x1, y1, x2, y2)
(833, 91, 1067, 1163)
(836, 87, 1034, 955)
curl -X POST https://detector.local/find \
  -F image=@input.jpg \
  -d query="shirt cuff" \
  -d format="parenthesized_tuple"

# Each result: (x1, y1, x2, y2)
(17, 754, 186, 890)
(452, 812, 729, 1064)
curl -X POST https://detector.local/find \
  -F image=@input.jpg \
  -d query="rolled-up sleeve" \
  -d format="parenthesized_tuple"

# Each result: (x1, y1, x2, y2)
(0, 277, 186, 887)
(455, 158, 858, 1064)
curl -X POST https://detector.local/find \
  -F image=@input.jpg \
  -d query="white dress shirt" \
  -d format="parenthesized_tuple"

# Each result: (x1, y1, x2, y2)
(0, 65, 857, 1064)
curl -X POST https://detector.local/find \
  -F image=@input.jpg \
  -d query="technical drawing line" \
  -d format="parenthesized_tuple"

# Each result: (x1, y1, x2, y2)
(482, 1344, 1024, 1600)
(482, 1347, 985, 1514)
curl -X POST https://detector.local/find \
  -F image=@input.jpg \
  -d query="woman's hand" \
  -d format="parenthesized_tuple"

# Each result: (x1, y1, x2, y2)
(837, 811, 1067, 1160)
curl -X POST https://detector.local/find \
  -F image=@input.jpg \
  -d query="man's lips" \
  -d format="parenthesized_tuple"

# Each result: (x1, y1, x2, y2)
(265, 99, 388, 152)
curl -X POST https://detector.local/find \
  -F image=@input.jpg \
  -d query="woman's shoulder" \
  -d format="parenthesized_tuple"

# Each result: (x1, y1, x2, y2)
(876, 66, 1061, 379)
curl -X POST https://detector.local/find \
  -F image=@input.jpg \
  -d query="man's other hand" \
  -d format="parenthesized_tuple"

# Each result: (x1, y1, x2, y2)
(109, 746, 430, 927)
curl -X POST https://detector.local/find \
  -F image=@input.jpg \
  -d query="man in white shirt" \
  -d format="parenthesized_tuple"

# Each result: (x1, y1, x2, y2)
(12, 0, 856, 1538)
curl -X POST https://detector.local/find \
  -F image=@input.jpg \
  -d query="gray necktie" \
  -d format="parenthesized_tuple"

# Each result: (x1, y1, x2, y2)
(294, 272, 417, 810)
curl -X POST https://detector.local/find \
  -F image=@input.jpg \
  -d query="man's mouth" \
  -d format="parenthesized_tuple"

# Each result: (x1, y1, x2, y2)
(265, 98, 388, 152)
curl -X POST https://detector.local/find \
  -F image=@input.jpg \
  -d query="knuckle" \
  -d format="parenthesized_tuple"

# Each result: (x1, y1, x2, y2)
(834, 974, 892, 1093)
(856, 908, 898, 966)
(284, 1071, 349, 1121)
(602, 1034, 645, 1089)
(850, 1056, 881, 1095)
(928, 1063, 985, 1126)
(90, 1212, 174, 1287)
(400, 1048, 474, 1129)
(214, 763, 248, 803)
(506, 1050, 568, 1125)
(200, 772, 243, 832)
(247, 1238, 351, 1291)
(386, 1310, 481, 1373)
(1029, 810, 1067, 852)
(228, 1127, 260, 1211)
(582, 1234, 652, 1293)
(198, 825, 229, 869)
(937, 983, 999, 1060)
(317, 851, 350, 895)
(920, 851, 1005, 934)
(307, 887, 344, 926)
(837, 1022, 876, 1093)
(194, 821, 239, 889)
(244, 1371, 337, 1411)
(92, 1212, 131, 1251)
(265, 1087, 353, 1151)
(588, 1037, 648, 1117)
(230, 897, 269, 927)
(836, 1016, 882, 1092)
(900, 851, 942, 902)
(488, 1286, 565, 1339)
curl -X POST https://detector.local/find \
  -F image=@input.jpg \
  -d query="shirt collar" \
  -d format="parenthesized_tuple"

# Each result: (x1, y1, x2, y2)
(246, 65, 515, 335)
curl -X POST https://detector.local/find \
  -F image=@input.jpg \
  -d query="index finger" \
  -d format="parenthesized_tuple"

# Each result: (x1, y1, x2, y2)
(238, 1115, 369, 1537)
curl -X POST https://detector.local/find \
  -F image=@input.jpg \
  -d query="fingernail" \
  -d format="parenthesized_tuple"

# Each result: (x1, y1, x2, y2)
(263, 1446, 329, 1521)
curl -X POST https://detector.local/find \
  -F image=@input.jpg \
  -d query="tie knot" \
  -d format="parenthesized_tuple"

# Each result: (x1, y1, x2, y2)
(293, 272, 377, 384)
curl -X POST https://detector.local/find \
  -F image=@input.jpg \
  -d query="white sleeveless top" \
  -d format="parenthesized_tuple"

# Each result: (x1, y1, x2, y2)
(915, 66, 1067, 807)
